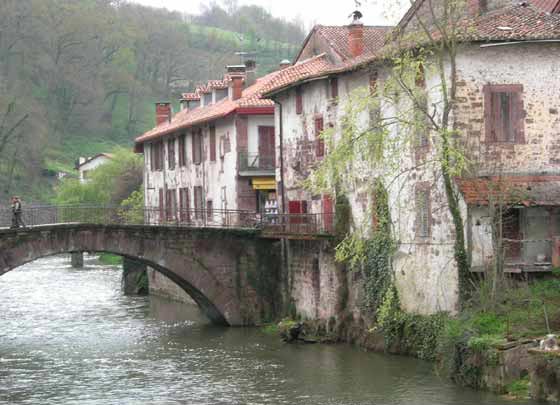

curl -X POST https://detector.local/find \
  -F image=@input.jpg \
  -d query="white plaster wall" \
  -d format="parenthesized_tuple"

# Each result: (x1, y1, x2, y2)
(455, 43, 560, 175)
(143, 115, 240, 222)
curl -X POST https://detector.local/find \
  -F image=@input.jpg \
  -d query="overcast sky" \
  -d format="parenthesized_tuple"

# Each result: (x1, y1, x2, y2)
(128, 0, 409, 28)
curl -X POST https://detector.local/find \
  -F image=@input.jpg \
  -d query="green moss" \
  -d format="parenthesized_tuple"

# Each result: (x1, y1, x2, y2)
(505, 377, 530, 400)
(98, 253, 123, 266)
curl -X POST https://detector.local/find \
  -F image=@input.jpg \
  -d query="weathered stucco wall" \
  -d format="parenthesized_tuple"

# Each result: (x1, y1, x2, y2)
(456, 43, 560, 175)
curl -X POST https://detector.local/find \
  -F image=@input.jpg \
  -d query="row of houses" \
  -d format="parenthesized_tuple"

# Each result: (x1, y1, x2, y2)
(135, 0, 560, 314)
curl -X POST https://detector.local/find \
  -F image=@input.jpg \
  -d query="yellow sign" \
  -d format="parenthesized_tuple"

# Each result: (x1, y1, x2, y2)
(252, 178, 276, 190)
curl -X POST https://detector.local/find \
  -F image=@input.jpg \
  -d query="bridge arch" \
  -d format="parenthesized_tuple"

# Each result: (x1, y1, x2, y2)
(0, 224, 282, 326)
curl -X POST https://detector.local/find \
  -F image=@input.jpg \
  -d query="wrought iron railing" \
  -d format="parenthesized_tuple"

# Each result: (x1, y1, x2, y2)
(0, 205, 335, 236)
(238, 152, 275, 172)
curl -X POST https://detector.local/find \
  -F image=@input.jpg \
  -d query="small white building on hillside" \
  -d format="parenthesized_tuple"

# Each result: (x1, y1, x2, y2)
(75, 154, 113, 183)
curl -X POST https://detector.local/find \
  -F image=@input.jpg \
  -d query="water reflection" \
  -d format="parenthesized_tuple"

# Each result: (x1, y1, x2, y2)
(0, 256, 534, 405)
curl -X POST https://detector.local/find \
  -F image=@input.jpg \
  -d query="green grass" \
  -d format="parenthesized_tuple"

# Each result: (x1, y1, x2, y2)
(505, 377, 530, 400)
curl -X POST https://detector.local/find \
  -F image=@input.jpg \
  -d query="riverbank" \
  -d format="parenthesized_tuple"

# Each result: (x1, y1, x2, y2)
(271, 275, 560, 403)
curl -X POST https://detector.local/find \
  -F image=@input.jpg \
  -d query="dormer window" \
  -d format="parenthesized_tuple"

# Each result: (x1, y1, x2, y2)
(203, 92, 212, 106)
(215, 88, 228, 102)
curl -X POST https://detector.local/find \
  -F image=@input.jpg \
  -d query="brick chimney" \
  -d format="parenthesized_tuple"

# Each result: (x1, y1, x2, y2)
(155, 102, 172, 126)
(348, 13, 364, 58)
(245, 59, 257, 87)
(227, 65, 246, 101)
(467, 0, 487, 16)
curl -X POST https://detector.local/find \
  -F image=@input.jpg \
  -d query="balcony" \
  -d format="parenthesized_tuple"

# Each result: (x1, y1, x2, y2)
(238, 152, 275, 176)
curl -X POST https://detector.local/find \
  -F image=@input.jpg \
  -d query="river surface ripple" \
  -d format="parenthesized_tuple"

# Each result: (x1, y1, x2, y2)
(0, 256, 534, 405)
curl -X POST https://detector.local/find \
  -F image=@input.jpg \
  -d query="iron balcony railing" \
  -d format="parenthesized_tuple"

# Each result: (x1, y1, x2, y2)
(0, 205, 335, 236)
(238, 152, 275, 172)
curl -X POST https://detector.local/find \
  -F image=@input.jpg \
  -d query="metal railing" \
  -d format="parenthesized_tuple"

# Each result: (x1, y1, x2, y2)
(238, 152, 275, 172)
(260, 213, 335, 236)
(0, 205, 335, 236)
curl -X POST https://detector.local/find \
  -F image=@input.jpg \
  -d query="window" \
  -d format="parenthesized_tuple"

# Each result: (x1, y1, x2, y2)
(209, 126, 216, 162)
(193, 129, 203, 165)
(414, 64, 429, 149)
(194, 186, 204, 219)
(288, 200, 308, 224)
(415, 186, 431, 238)
(330, 78, 338, 99)
(484, 84, 524, 144)
(167, 138, 176, 170)
(166, 189, 177, 221)
(295, 86, 303, 114)
(178, 134, 186, 167)
(179, 187, 190, 222)
(206, 200, 213, 220)
(158, 188, 164, 223)
(369, 71, 378, 96)
(315, 116, 324, 157)
(150, 141, 164, 171)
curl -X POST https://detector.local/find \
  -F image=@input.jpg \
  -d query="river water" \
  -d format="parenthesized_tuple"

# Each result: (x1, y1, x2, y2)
(0, 256, 534, 405)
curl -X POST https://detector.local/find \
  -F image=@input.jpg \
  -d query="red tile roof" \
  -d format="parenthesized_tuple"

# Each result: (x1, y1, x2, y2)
(260, 54, 334, 96)
(135, 70, 281, 144)
(296, 25, 392, 62)
(180, 93, 200, 101)
(530, 0, 560, 13)
(463, 4, 560, 41)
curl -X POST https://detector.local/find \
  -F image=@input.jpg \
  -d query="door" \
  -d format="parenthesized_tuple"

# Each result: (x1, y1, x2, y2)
(258, 126, 275, 170)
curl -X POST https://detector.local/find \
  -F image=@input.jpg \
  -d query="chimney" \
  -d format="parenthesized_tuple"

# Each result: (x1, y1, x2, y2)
(348, 11, 364, 58)
(244, 59, 257, 87)
(155, 102, 172, 126)
(279, 59, 291, 70)
(467, 0, 487, 16)
(227, 65, 246, 101)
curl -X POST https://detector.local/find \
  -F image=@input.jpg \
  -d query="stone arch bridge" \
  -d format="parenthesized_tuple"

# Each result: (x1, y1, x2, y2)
(0, 224, 283, 326)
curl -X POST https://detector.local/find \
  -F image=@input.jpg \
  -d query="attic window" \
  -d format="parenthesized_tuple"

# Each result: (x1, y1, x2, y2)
(203, 93, 212, 106)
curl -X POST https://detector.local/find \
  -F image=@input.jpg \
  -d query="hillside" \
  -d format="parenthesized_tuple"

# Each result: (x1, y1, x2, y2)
(0, 0, 303, 202)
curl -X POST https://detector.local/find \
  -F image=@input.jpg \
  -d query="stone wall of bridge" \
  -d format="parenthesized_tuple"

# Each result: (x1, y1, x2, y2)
(0, 224, 282, 326)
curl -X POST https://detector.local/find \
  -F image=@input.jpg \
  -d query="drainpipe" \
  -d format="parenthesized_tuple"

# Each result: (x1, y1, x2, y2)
(273, 97, 291, 318)
(273, 99, 286, 214)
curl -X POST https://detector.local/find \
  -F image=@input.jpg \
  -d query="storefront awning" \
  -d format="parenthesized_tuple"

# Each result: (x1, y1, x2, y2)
(252, 177, 276, 190)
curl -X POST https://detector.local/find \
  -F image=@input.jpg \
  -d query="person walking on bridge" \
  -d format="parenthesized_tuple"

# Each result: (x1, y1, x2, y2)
(11, 196, 25, 229)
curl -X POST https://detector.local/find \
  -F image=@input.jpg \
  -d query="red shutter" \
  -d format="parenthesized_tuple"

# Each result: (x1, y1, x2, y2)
(315, 117, 324, 157)
(288, 200, 301, 214)
(295, 87, 303, 114)
(258, 126, 275, 169)
(209, 126, 216, 162)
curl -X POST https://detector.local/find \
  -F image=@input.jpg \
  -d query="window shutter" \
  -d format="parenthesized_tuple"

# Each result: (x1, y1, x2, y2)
(416, 188, 430, 238)
(296, 87, 303, 114)
(330, 78, 338, 99)
(209, 126, 216, 162)
(315, 117, 324, 157)
(288, 200, 301, 214)
(369, 71, 378, 96)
